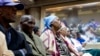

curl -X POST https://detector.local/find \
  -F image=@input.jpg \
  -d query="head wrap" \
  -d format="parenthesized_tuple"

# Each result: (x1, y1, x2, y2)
(44, 15, 58, 29)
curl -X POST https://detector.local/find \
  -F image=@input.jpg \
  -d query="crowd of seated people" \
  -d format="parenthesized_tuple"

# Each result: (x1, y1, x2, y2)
(59, 19, 100, 56)
(1, 0, 100, 56)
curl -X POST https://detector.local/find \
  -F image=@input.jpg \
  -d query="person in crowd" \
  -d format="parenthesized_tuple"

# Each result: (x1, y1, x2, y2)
(95, 27, 100, 42)
(0, 31, 14, 56)
(85, 26, 97, 43)
(20, 15, 46, 56)
(40, 14, 80, 56)
(33, 26, 41, 37)
(88, 19, 98, 30)
(58, 26, 83, 56)
(0, 0, 33, 56)
(79, 29, 90, 43)
(76, 32, 87, 47)
(70, 31, 86, 52)
(70, 30, 100, 56)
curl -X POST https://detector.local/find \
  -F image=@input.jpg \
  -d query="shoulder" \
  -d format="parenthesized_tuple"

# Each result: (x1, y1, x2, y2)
(0, 31, 6, 45)
(41, 29, 52, 36)
(32, 33, 41, 40)
(17, 31, 26, 40)
(0, 31, 5, 38)
(33, 34, 39, 38)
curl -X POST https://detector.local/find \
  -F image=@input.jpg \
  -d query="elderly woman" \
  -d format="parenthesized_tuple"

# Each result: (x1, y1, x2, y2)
(40, 14, 81, 56)
(0, 31, 14, 56)
(57, 25, 82, 56)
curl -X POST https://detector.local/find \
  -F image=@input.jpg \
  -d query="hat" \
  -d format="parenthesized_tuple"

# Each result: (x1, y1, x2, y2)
(44, 14, 58, 29)
(0, 0, 24, 10)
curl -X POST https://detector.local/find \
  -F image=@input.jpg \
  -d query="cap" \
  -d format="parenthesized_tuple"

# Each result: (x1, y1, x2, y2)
(0, 0, 24, 10)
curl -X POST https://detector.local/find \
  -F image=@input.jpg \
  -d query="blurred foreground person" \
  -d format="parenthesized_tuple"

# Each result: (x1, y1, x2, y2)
(40, 15, 72, 56)
(20, 15, 46, 56)
(0, 31, 14, 56)
(0, 0, 33, 56)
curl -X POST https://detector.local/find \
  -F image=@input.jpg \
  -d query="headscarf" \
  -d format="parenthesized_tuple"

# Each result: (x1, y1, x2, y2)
(44, 15, 58, 29)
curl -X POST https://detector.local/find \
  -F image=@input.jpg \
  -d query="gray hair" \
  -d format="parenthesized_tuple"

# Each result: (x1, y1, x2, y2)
(20, 15, 34, 22)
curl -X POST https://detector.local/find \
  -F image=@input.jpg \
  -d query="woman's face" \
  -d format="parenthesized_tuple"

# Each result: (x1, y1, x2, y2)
(51, 18, 61, 31)
(60, 27, 70, 36)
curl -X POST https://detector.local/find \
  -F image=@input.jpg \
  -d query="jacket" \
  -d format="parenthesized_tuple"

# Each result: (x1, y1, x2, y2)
(0, 25, 33, 56)
(21, 31, 46, 56)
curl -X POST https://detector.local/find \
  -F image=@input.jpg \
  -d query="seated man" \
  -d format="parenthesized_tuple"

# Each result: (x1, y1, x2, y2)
(20, 15, 46, 56)
(0, 0, 33, 56)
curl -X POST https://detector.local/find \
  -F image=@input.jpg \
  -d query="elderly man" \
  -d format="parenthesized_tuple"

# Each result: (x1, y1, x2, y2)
(20, 15, 46, 56)
(40, 14, 71, 56)
(0, 0, 33, 56)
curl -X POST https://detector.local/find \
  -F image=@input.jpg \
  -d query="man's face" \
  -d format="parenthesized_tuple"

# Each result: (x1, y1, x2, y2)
(1, 6, 17, 23)
(51, 18, 61, 31)
(21, 17, 35, 33)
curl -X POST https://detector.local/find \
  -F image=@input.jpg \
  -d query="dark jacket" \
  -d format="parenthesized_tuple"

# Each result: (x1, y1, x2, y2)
(0, 25, 33, 56)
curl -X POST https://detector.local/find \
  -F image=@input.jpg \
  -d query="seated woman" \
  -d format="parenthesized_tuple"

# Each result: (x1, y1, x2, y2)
(58, 26, 82, 56)
(58, 26, 98, 56)
(0, 31, 14, 56)
(40, 15, 72, 56)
